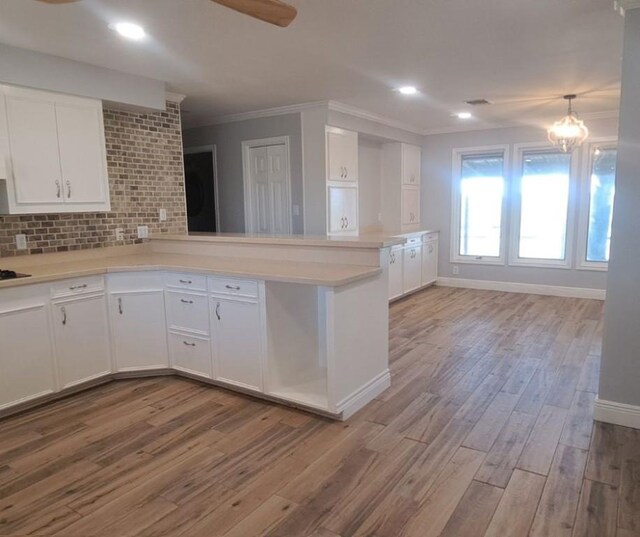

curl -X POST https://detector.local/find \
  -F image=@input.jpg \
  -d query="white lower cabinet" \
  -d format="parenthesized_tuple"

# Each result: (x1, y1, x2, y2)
(422, 239, 438, 286)
(0, 300, 56, 408)
(210, 296, 263, 392)
(168, 332, 212, 378)
(110, 290, 168, 371)
(402, 244, 422, 293)
(52, 294, 111, 389)
(388, 246, 404, 301)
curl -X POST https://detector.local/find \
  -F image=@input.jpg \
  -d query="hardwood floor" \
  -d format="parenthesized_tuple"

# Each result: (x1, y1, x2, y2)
(1, 286, 639, 536)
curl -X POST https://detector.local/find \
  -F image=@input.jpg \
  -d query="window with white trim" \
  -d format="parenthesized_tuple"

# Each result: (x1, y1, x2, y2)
(451, 148, 507, 264)
(578, 141, 617, 269)
(510, 148, 573, 267)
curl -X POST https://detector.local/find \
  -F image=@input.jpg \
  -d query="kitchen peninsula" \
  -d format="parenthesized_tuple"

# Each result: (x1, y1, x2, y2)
(0, 233, 403, 420)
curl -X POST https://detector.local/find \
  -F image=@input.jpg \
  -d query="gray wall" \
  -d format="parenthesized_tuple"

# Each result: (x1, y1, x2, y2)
(422, 117, 619, 290)
(600, 8, 640, 407)
(183, 113, 304, 234)
(0, 44, 166, 111)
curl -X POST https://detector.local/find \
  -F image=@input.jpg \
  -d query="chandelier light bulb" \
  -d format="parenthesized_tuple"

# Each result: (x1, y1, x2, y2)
(547, 94, 589, 153)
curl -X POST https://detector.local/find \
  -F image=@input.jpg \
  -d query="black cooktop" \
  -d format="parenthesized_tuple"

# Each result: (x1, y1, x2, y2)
(0, 270, 31, 281)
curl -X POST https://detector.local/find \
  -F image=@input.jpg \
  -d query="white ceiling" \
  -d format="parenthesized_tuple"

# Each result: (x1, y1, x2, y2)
(0, 0, 625, 132)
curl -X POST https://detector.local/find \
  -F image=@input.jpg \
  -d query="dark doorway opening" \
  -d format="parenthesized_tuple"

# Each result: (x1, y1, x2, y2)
(183, 148, 218, 232)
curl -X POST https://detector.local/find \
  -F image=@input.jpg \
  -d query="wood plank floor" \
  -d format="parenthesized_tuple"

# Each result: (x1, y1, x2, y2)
(1, 286, 639, 536)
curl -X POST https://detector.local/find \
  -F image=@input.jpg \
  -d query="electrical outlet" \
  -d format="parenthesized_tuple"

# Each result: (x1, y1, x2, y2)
(115, 228, 124, 241)
(452, 265, 460, 275)
(15, 234, 27, 250)
(137, 225, 149, 239)
(159, 208, 167, 222)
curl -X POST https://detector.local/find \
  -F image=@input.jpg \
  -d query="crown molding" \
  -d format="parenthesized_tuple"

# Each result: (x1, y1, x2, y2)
(165, 91, 186, 104)
(614, 0, 640, 15)
(190, 101, 327, 127)
(326, 100, 425, 136)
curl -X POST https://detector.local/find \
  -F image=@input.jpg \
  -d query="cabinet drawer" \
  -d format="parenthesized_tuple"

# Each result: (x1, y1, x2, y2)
(164, 272, 207, 292)
(168, 332, 211, 378)
(405, 236, 421, 246)
(423, 232, 439, 243)
(51, 276, 104, 299)
(208, 277, 259, 299)
(165, 291, 209, 335)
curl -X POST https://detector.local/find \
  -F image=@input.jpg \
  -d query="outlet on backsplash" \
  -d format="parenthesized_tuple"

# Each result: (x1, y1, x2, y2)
(15, 234, 27, 250)
(159, 208, 167, 222)
(115, 228, 124, 241)
(137, 225, 149, 239)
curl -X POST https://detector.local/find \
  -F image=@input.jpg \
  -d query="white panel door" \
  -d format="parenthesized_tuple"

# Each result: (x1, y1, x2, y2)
(402, 144, 421, 186)
(388, 248, 404, 300)
(110, 291, 169, 371)
(403, 245, 423, 293)
(247, 144, 291, 234)
(401, 188, 421, 226)
(211, 298, 263, 391)
(52, 295, 111, 389)
(328, 186, 357, 233)
(56, 102, 108, 204)
(267, 144, 290, 234)
(5, 94, 63, 205)
(0, 305, 56, 408)
(422, 240, 438, 286)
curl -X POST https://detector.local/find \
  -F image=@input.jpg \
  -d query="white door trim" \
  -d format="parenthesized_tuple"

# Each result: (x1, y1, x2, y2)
(241, 136, 293, 234)
(183, 145, 221, 233)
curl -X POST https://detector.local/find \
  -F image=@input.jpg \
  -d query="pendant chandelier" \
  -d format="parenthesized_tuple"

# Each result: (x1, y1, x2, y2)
(547, 94, 589, 153)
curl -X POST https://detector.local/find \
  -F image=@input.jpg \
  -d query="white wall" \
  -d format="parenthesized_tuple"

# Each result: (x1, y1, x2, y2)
(0, 44, 166, 111)
(421, 117, 619, 291)
(183, 113, 304, 234)
(599, 8, 640, 409)
(358, 139, 383, 231)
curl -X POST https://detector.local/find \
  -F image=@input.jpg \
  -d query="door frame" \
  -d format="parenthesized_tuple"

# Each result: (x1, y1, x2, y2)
(183, 144, 221, 232)
(241, 136, 292, 234)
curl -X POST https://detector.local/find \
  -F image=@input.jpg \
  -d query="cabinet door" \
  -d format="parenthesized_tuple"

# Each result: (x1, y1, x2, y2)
(0, 305, 56, 408)
(52, 295, 111, 389)
(388, 248, 404, 300)
(403, 245, 423, 293)
(327, 129, 358, 182)
(422, 240, 438, 286)
(211, 298, 263, 392)
(402, 144, 421, 186)
(56, 102, 108, 204)
(168, 332, 212, 378)
(110, 291, 168, 371)
(5, 94, 63, 205)
(401, 188, 421, 226)
(328, 185, 358, 233)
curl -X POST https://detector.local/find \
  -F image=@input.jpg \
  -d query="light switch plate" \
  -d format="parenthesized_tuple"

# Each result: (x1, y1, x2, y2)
(137, 225, 149, 239)
(15, 234, 27, 250)
(159, 208, 167, 222)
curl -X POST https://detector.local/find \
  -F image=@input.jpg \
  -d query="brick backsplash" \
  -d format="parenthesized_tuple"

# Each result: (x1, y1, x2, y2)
(0, 100, 187, 257)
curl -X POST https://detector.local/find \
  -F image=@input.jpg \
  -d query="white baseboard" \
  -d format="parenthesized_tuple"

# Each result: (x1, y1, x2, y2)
(594, 397, 640, 430)
(337, 369, 391, 420)
(437, 277, 606, 300)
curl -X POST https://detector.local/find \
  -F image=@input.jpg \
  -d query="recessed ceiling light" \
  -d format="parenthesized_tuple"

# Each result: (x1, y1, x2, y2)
(110, 22, 146, 41)
(397, 86, 418, 96)
(456, 112, 472, 119)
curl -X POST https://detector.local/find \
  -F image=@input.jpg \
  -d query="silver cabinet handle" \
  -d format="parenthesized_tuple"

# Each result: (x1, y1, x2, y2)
(55, 180, 61, 199)
(180, 298, 194, 304)
(183, 341, 196, 347)
(69, 284, 88, 290)
(345, 166, 348, 178)
(429, 244, 434, 254)
(179, 279, 192, 284)
(66, 180, 71, 199)
(225, 284, 241, 290)
(61, 306, 67, 326)
(118, 297, 123, 315)
(340, 166, 344, 178)
(340, 217, 345, 230)
(345, 217, 349, 228)
(215, 302, 221, 320)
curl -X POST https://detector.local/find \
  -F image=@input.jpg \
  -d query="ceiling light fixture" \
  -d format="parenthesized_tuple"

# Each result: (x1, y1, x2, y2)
(547, 94, 589, 153)
(397, 86, 418, 96)
(110, 22, 146, 41)
(456, 112, 472, 119)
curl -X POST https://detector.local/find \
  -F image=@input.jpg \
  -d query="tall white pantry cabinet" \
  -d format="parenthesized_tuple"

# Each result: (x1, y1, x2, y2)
(326, 126, 359, 234)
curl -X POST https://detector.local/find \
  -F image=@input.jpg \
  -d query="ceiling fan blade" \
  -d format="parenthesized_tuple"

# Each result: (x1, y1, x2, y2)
(211, 0, 297, 27)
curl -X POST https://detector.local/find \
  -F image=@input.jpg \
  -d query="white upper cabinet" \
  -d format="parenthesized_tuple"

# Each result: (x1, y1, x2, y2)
(402, 144, 422, 186)
(327, 127, 358, 183)
(0, 84, 110, 214)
